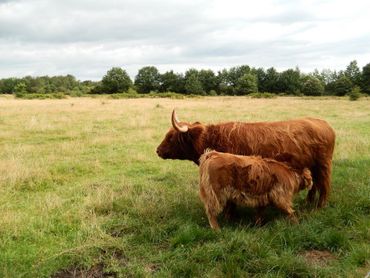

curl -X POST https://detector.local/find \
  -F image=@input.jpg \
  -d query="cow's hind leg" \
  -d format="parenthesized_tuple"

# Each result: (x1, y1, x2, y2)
(306, 185, 317, 205)
(317, 161, 332, 208)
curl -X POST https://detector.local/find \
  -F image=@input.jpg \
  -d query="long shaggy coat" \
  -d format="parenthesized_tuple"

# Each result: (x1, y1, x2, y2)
(199, 150, 313, 230)
(157, 111, 335, 207)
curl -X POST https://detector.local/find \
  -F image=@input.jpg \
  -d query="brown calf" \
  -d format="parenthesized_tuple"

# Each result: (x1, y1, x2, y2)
(199, 150, 312, 230)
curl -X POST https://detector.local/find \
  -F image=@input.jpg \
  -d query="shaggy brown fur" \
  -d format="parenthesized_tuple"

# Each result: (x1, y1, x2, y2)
(156, 110, 335, 207)
(199, 150, 313, 230)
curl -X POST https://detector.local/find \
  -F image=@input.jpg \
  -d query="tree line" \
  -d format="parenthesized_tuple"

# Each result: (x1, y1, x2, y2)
(1, 60, 369, 96)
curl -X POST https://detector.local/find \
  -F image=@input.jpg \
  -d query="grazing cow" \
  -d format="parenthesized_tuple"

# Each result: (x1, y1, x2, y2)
(199, 150, 313, 230)
(156, 110, 335, 208)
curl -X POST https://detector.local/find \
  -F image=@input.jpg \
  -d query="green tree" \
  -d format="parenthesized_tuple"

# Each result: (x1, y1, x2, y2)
(159, 71, 185, 93)
(216, 66, 251, 95)
(184, 69, 204, 95)
(21, 76, 44, 93)
(228, 66, 251, 84)
(217, 69, 233, 95)
(99, 67, 132, 94)
(317, 69, 338, 87)
(198, 69, 218, 94)
(251, 68, 267, 92)
(361, 63, 370, 94)
(301, 76, 324, 96)
(235, 73, 258, 95)
(344, 60, 361, 86)
(0, 78, 19, 94)
(327, 76, 352, 96)
(264, 67, 280, 93)
(134, 66, 161, 94)
(277, 68, 301, 94)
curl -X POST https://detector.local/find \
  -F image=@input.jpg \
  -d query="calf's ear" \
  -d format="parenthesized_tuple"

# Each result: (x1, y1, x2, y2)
(302, 168, 313, 189)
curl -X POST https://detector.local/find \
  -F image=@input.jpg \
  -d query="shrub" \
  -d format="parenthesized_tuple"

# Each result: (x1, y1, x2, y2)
(349, 86, 361, 101)
(249, 92, 277, 99)
(108, 92, 199, 99)
(15, 92, 25, 98)
(53, 92, 67, 99)
(15, 93, 67, 99)
(67, 90, 84, 97)
(301, 76, 324, 96)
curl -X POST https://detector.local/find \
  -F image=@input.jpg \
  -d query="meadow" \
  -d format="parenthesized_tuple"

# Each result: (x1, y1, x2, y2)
(0, 96, 369, 277)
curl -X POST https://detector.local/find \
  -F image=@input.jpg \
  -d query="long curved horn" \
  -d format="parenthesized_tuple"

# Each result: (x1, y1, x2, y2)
(172, 110, 188, 132)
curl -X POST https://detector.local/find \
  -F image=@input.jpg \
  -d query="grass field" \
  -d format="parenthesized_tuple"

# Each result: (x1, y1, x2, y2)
(0, 96, 369, 277)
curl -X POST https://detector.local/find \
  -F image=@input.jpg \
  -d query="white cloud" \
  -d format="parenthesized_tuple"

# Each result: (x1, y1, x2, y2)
(0, 0, 369, 80)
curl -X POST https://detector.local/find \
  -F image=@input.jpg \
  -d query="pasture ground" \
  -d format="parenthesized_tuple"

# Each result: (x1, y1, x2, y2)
(0, 96, 369, 277)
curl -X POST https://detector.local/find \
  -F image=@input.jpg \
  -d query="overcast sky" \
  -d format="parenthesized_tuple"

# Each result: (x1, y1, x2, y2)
(1, 0, 370, 80)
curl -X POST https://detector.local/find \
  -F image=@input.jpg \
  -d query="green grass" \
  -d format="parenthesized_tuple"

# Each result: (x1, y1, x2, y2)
(0, 96, 369, 277)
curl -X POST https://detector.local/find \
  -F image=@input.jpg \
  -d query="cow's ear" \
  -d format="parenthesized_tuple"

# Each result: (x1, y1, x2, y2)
(188, 124, 205, 139)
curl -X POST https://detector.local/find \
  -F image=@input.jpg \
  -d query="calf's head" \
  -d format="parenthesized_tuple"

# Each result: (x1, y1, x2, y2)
(156, 110, 205, 164)
(300, 168, 313, 190)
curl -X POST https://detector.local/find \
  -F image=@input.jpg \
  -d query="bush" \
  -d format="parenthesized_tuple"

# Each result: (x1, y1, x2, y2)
(15, 93, 67, 99)
(53, 92, 67, 99)
(67, 90, 85, 97)
(301, 76, 324, 96)
(249, 92, 277, 99)
(349, 86, 361, 101)
(108, 92, 198, 99)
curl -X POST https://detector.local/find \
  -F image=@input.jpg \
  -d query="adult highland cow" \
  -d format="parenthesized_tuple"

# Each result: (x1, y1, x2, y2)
(156, 110, 335, 208)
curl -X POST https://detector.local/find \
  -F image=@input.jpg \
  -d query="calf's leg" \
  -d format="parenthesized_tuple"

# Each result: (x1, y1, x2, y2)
(273, 197, 298, 223)
(255, 207, 266, 226)
(199, 184, 223, 230)
(205, 207, 220, 230)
